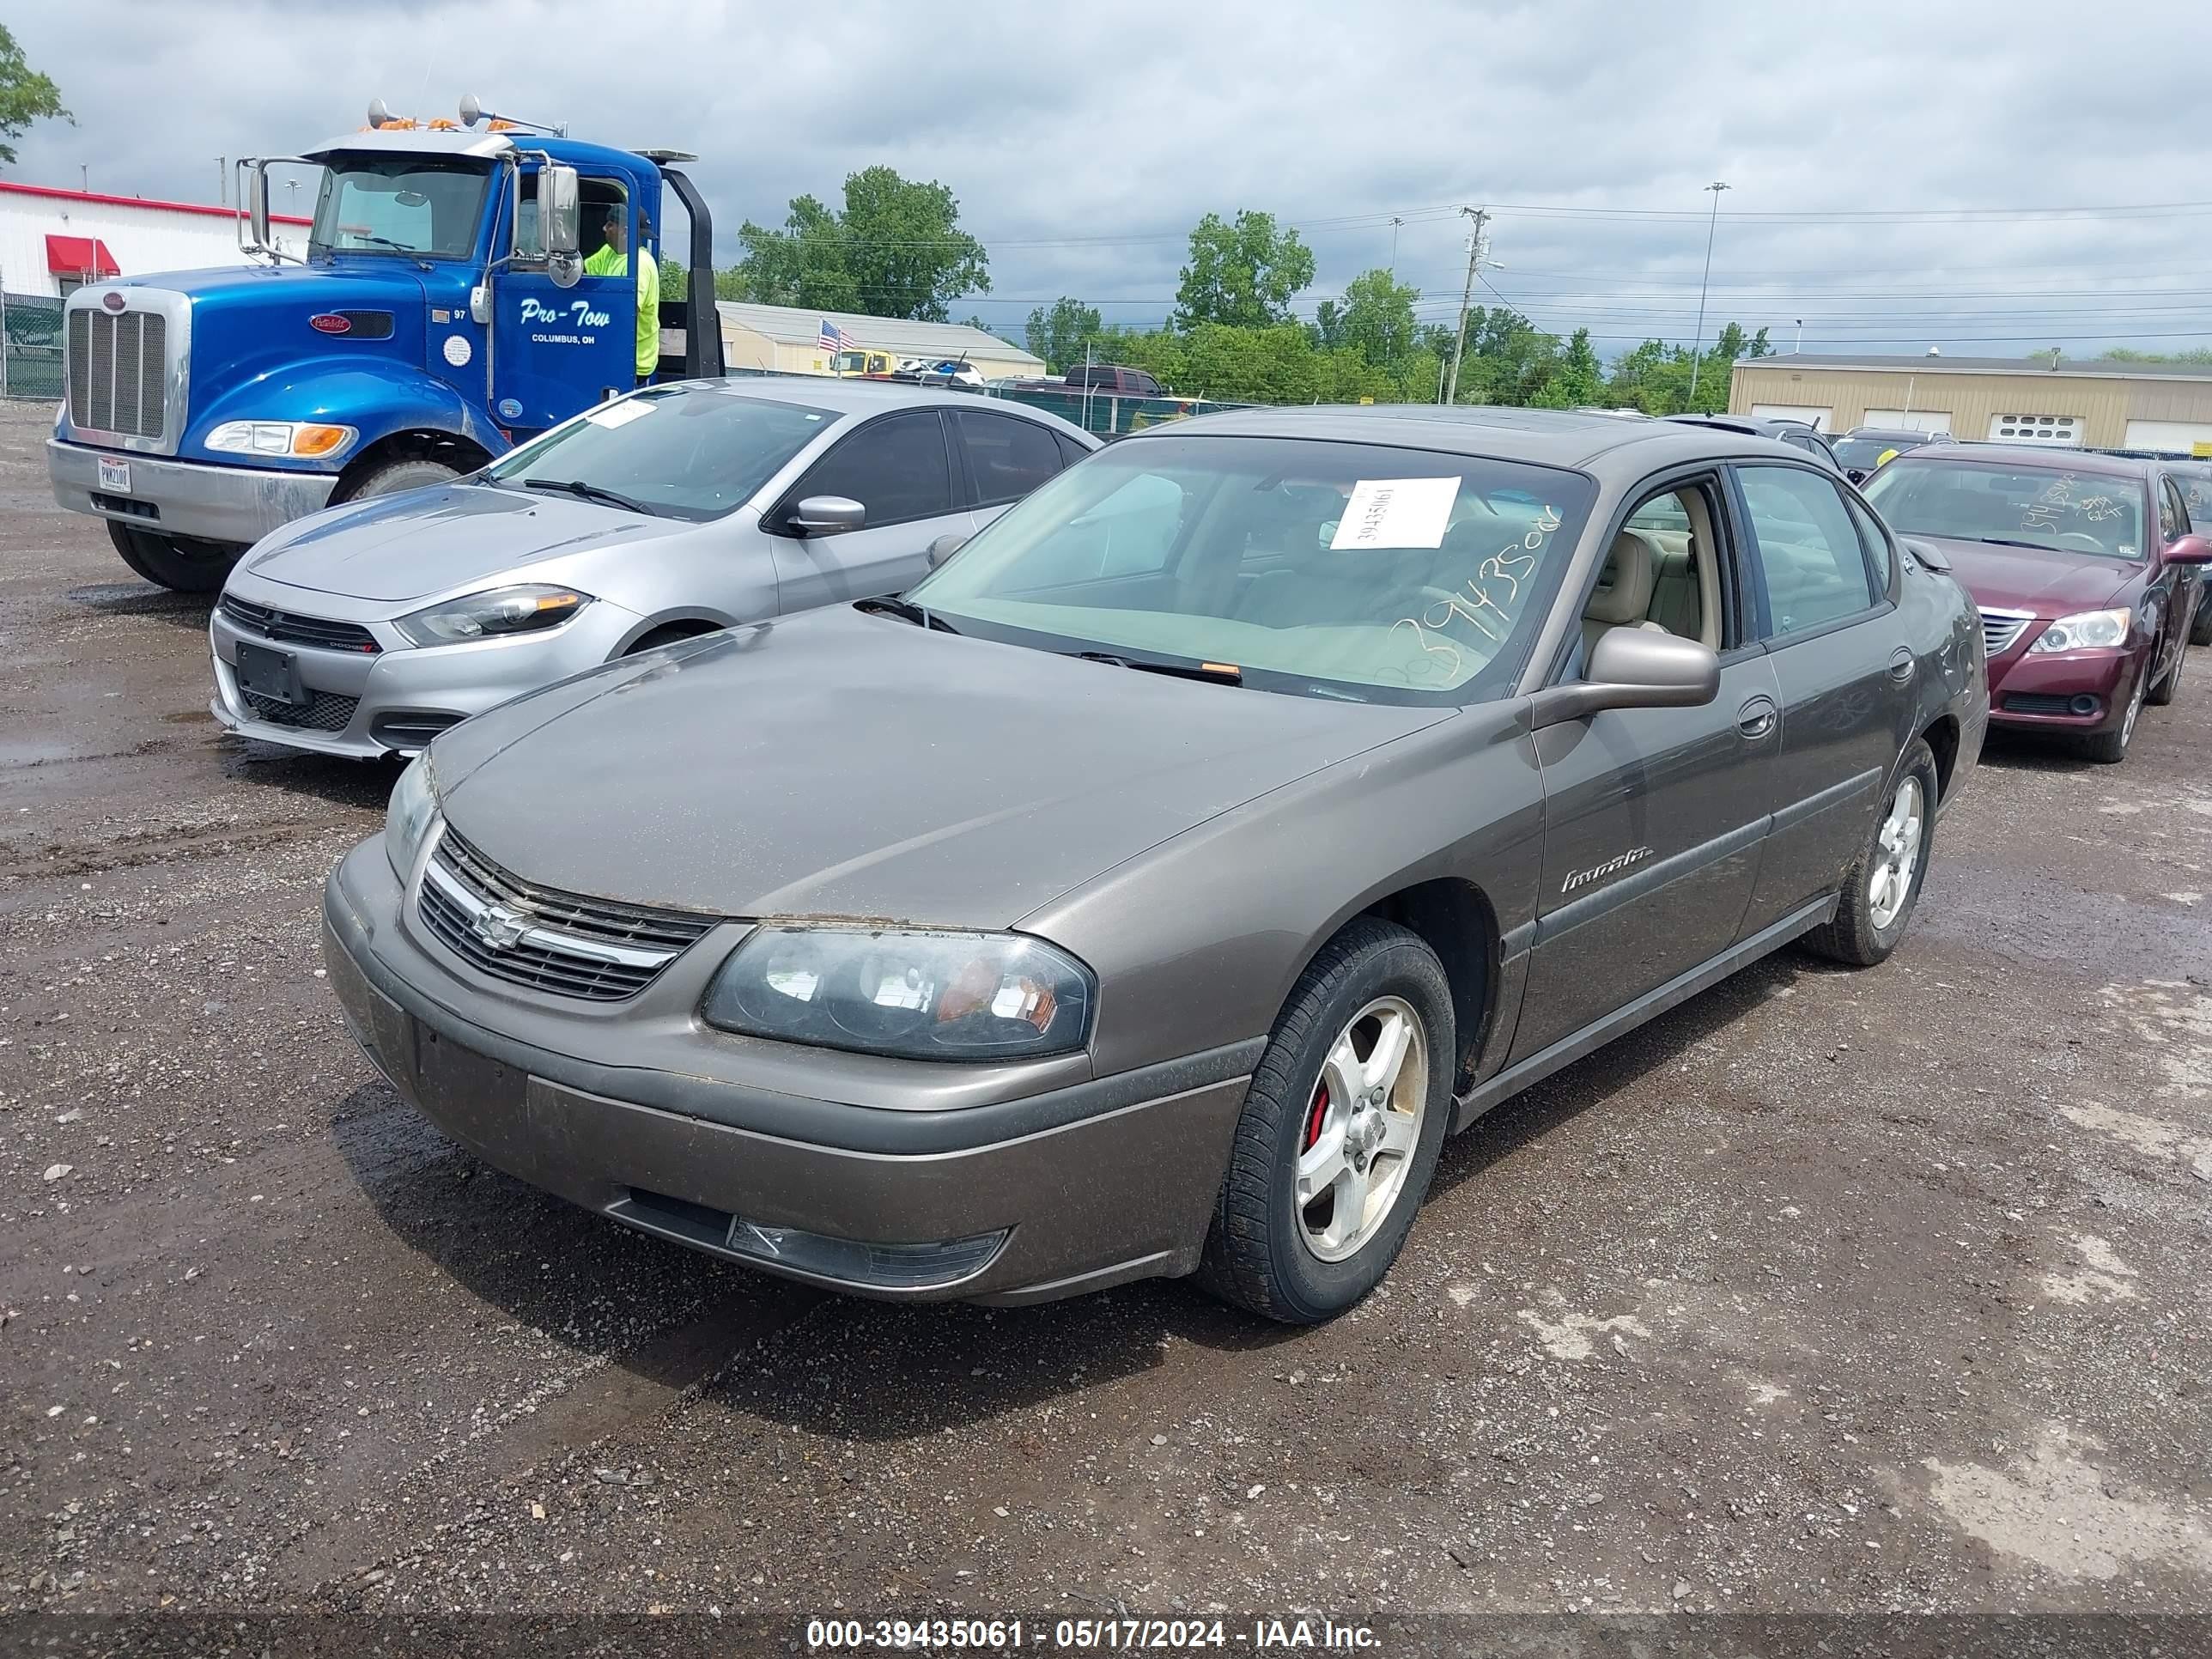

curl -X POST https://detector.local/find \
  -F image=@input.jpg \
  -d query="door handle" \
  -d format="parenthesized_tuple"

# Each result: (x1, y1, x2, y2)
(1887, 647, 1916, 683)
(1736, 696, 1778, 740)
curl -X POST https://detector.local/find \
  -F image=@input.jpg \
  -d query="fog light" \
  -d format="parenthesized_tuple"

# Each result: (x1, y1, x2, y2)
(2069, 695, 2099, 716)
(723, 1217, 1008, 1289)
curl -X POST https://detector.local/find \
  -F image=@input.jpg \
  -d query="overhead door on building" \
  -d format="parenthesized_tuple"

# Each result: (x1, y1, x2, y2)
(1863, 408, 1954, 435)
(2122, 419, 2212, 457)
(1986, 412, 2081, 447)
(1748, 402, 1833, 431)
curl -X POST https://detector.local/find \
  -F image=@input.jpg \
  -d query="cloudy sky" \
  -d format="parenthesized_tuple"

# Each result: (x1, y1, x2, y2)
(14, 0, 2212, 359)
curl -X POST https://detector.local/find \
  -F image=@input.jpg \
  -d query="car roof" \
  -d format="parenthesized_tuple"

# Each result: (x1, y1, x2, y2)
(1122, 402, 1813, 474)
(1887, 441, 2154, 480)
(661, 374, 1093, 438)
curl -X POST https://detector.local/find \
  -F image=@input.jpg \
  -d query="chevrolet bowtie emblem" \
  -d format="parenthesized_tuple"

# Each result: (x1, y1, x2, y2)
(470, 901, 530, 951)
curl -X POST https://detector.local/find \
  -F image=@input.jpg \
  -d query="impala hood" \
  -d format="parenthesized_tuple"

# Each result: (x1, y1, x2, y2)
(240, 482, 682, 605)
(432, 605, 1448, 927)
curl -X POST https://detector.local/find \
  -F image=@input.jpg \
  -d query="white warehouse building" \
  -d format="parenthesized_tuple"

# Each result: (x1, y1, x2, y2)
(0, 179, 311, 298)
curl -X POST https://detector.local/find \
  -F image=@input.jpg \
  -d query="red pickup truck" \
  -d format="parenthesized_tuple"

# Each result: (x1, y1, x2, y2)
(1022, 363, 1168, 398)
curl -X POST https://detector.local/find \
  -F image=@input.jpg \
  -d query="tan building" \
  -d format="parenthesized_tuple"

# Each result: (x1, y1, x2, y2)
(1728, 353, 2212, 454)
(714, 301, 1044, 381)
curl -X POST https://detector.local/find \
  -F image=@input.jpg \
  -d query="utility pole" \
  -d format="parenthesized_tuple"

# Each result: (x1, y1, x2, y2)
(216, 157, 226, 207)
(1794, 317, 1803, 354)
(1686, 181, 1729, 409)
(1443, 206, 1489, 406)
(1389, 215, 1404, 275)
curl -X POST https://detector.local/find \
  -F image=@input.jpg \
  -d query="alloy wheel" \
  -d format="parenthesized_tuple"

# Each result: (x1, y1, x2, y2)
(1293, 997, 1428, 1263)
(1868, 775, 1925, 933)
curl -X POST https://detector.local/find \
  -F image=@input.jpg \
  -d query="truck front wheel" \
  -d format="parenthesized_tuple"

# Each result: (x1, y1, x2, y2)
(106, 522, 240, 594)
(340, 458, 463, 501)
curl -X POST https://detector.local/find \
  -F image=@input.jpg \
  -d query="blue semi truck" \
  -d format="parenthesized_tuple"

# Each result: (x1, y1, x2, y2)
(47, 99, 723, 592)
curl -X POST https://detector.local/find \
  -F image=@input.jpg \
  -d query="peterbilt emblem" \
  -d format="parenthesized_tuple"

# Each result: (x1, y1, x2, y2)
(469, 902, 530, 951)
(101, 291, 126, 313)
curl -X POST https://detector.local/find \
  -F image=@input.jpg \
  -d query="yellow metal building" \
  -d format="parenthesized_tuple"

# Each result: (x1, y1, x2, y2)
(714, 301, 1044, 381)
(1728, 353, 2212, 453)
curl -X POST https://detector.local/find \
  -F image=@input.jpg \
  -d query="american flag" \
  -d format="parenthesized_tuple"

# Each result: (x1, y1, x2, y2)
(818, 319, 857, 353)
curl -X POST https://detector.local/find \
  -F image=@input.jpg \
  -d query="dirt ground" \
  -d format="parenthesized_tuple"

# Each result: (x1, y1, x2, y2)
(3, 398, 2209, 1643)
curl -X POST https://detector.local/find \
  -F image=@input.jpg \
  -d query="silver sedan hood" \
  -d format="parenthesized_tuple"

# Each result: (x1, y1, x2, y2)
(239, 482, 685, 605)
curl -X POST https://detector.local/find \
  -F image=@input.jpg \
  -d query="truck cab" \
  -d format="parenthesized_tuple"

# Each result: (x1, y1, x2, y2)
(831, 348, 898, 379)
(47, 106, 722, 592)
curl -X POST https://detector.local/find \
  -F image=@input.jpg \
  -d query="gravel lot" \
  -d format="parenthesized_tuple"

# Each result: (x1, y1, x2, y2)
(3, 397, 2209, 1637)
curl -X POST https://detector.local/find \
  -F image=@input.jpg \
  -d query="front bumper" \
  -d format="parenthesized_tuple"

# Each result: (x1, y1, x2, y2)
(50, 438, 337, 548)
(319, 840, 1249, 1304)
(210, 580, 641, 760)
(1985, 641, 2136, 732)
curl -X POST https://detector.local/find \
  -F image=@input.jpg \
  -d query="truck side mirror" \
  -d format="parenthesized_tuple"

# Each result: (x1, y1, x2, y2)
(247, 164, 272, 253)
(540, 164, 581, 287)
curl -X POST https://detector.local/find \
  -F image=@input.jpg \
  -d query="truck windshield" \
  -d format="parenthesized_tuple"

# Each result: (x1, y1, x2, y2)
(310, 158, 491, 260)
(482, 386, 838, 522)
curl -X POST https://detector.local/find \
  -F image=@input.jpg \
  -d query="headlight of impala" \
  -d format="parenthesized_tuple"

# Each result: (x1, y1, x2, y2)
(384, 755, 438, 879)
(702, 927, 1094, 1060)
(393, 585, 591, 647)
(206, 420, 356, 459)
(2029, 607, 2132, 653)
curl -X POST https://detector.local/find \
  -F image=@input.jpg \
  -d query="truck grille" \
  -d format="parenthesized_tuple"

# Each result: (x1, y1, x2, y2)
(1978, 607, 2035, 659)
(416, 828, 716, 1001)
(220, 594, 380, 654)
(67, 307, 167, 441)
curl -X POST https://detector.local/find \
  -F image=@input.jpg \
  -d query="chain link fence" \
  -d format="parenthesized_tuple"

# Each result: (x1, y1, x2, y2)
(3, 292, 65, 402)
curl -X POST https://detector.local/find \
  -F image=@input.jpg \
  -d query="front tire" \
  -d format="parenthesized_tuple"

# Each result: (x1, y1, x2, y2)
(2082, 658, 2149, 763)
(106, 520, 239, 593)
(1198, 917, 1454, 1323)
(2190, 595, 2212, 647)
(1803, 738, 1937, 968)
(341, 458, 462, 501)
(2148, 633, 2184, 707)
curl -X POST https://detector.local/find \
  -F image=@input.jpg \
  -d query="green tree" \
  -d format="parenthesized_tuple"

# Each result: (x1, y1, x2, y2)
(1334, 268, 1422, 373)
(1025, 296, 1104, 370)
(1531, 327, 1602, 409)
(729, 167, 988, 321)
(1173, 210, 1316, 330)
(0, 24, 69, 166)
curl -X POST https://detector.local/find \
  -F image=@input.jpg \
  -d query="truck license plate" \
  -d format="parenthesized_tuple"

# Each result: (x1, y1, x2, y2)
(97, 456, 131, 494)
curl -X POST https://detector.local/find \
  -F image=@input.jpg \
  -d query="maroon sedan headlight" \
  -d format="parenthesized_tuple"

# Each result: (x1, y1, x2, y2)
(2029, 608, 2131, 653)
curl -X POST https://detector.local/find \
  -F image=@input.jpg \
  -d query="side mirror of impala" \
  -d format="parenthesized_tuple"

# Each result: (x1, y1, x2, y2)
(1527, 629, 1722, 731)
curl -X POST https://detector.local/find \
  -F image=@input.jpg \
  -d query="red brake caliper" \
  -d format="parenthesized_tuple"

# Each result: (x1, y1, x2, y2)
(1303, 1083, 1328, 1152)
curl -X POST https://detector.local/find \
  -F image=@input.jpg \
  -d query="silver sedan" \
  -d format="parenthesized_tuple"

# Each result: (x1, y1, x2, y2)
(209, 379, 1095, 759)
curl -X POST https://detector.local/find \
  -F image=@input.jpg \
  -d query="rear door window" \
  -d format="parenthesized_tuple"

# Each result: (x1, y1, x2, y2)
(954, 410, 1064, 507)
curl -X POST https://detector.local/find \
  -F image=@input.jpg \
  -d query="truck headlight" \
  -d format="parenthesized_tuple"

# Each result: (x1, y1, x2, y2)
(393, 585, 591, 647)
(2029, 608, 2132, 652)
(701, 927, 1094, 1060)
(385, 756, 439, 880)
(207, 421, 356, 459)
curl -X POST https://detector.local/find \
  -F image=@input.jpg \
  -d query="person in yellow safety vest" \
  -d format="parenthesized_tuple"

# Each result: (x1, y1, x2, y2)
(581, 207, 660, 386)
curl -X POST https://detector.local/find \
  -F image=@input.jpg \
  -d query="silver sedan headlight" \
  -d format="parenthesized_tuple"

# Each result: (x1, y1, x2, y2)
(2029, 607, 2131, 653)
(701, 927, 1094, 1060)
(393, 584, 592, 647)
(384, 756, 439, 879)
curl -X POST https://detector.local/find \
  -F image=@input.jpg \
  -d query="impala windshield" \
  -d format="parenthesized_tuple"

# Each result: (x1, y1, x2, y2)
(908, 434, 1598, 704)
(1864, 458, 2147, 561)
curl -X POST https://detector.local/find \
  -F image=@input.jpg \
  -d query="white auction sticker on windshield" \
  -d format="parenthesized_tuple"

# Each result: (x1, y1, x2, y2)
(585, 400, 653, 430)
(1330, 477, 1461, 550)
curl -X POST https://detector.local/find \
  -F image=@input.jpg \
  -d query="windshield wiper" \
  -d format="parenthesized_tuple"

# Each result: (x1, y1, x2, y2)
(1964, 536, 2065, 552)
(520, 477, 654, 515)
(1073, 649, 1243, 686)
(855, 597, 959, 634)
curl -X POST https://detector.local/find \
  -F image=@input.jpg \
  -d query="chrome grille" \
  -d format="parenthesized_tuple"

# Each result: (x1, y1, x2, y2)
(1978, 607, 2034, 659)
(66, 306, 167, 441)
(220, 593, 380, 654)
(416, 829, 715, 1001)
(239, 686, 360, 732)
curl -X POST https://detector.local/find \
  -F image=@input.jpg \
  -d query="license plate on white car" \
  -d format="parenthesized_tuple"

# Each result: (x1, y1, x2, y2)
(97, 456, 131, 494)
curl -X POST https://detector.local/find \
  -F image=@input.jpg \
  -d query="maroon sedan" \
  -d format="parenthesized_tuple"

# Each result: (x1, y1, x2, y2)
(1863, 446, 2209, 762)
